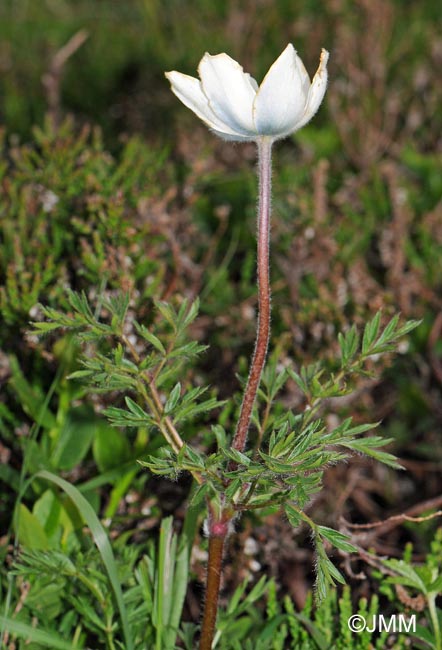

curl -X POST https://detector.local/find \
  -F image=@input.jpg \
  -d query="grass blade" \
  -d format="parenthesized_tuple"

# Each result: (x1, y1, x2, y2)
(32, 470, 134, 650)
(0, 615, 78, 649)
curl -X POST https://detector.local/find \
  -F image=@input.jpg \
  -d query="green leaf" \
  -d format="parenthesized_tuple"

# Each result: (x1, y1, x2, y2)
(93, 422, 131, 471)
(135, 322, 166, 354)
(32, 490, 64, 543)
(31, 320, 65, 333)
(167, 341, 207, 361)
(244, 574, 269, 604)
(105, 293, 130, 331)
(382, 558, 428, 592)
(344, 421, 380, 436)
(429, 573, 442, 594)
(67, 289, 94, 319)
(362, 311, 381, 355)
(173, 387, 224, 423)
(339, 324, 359, 366)
(317, 526, 357, 553)
(212, 424, 227, 449)
(182, 444, 206, 469)
(8, 355, 56, 430)
(287, 368, 308, 394)
(16, 504, 49, 550)
(51, 405, 97, 470)
(291, 428, 316, 458)
(269, 425, 295, 459)
(30, 470, 134, 650)
(225, 478, 242, 500)
(166, 532, 189, 645)
(413, 623, 438, 649)
(271, 369, 289, 400)
(340, 436, 402, 469)
(154, 517, 189, 650)
(0, 615, 77, 650)
(125, 396, 151, 420)
(156, 301, 178, 331)
(395, 319, 421, 338)
(67, 369, 95, 380)
(164, 382, 181, 415)
(103, 405, 154, 428)
(320, 553, 345, 585)
(182, 298, 200, 328)
(189, 482, 209, 508)
(365, 314, 419, 355)
(138, 454, 178, 478)
(12, 549, 77, 578)
(223, 447, 251, 466)
(285, 504, 303, 528)
(288, 612, 330, 650)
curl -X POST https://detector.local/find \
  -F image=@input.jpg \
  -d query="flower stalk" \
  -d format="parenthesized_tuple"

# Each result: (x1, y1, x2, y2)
(166, 43, 329, 650)
(199, 137, 273, 649)
(199, 515, 230, 650)
(232, 136, 272, 455)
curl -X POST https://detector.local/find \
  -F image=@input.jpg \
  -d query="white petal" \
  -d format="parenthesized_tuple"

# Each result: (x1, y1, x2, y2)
(209, 128, 255, 142)
(165, 71, 245, 138)
(245, 73, 259, 92)
(295, 54, 311, 97)
(253, 44, 308, 136)
(198, 53, 257, 135)
(253, 45, 307, 136)
(295, 49, 329, 130)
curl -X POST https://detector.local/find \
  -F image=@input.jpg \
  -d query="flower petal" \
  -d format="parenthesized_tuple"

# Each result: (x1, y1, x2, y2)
(209, 128, 255, 142)
(165, 71, 245, 138)
(295, 49, 329, 130)
(253, 44, 308, 136)
(198, 53, 257, 135)
(245, 73, 259, 92)
(295, 54, 311, 97)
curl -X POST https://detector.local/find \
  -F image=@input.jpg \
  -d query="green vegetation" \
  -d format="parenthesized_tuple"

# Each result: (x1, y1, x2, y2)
(1, 1, 441, 649)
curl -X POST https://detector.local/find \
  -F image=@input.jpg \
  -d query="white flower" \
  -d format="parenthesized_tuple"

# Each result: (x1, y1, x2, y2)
(165, 44, 329, 142)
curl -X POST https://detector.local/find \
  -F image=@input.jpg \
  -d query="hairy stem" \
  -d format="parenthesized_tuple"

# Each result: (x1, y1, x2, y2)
(121, 333, 184, 453)
(199, 518, 229, 650)
(232, 136, 273, 455)
(199, 138, 274, 650)
(122, 333, 205, 486)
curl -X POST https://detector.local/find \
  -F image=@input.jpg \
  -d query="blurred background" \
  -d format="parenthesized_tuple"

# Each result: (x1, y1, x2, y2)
(1, 0, 442, 636)
(1, 0, 440, 145)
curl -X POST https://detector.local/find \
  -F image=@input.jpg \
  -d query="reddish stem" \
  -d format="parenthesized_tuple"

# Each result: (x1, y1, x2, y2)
(199, 137, 273, 650)
(199, 519, 229, 650)
(232, 137, 273, 454)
